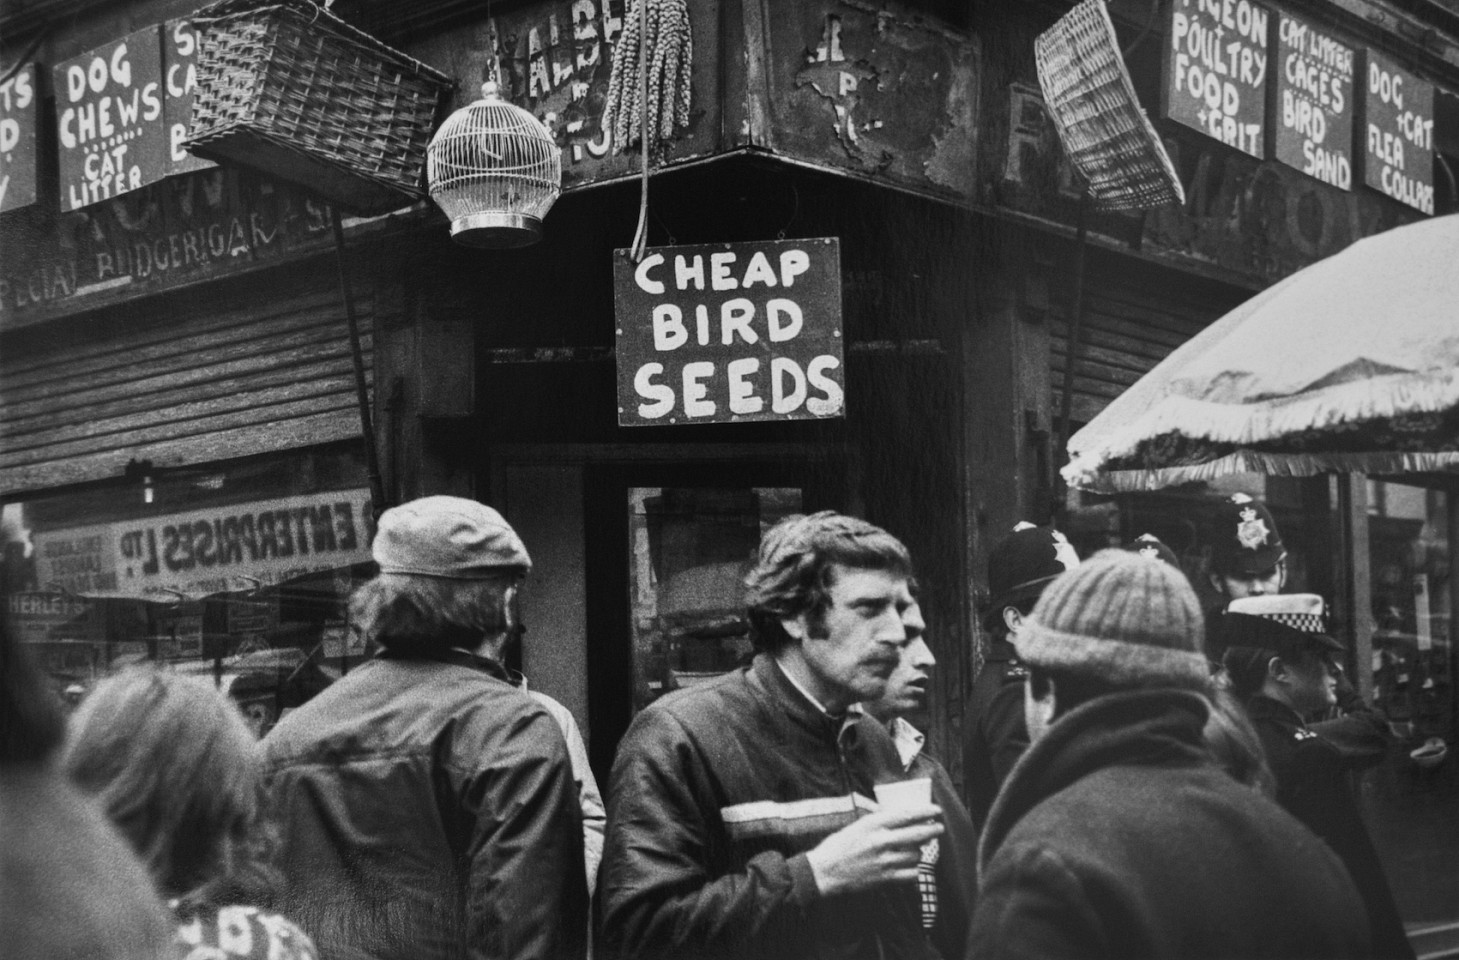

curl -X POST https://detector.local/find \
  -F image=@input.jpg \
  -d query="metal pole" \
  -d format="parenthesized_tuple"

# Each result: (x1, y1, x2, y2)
(1054, 186, 1091, 522)
(331, 209, 388, 522)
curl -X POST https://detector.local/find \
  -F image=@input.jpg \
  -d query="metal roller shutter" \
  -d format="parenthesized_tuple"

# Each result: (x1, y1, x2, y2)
(1051, 273, 1247, 430)
(0, 273, 372, 496)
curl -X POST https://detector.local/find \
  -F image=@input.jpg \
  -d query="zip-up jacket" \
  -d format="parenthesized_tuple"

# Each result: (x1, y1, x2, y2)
(262, 649, 588, 960)
(598, 654, 967, 960)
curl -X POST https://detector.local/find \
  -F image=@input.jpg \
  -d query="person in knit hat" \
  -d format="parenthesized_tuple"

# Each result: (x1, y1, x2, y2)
(262, 496, 587, 960)
(1119, 532, 1274, 793)
(966, 550, 1372, 960)
(961, 522, 1080, 828)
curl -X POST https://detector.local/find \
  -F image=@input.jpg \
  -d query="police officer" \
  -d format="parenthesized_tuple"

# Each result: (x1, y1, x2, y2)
(1123, 532, 1181, 568)
(961, 522, 1079, 829)
(1217, 595, 1413, 960)
(1206, 493, 1287, 603)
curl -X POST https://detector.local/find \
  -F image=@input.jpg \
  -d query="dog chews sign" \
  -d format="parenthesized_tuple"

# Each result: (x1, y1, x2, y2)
(614, 238, 845, 427)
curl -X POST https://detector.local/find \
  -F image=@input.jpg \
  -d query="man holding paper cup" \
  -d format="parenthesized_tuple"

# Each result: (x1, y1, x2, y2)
(599, 511, 970, 960)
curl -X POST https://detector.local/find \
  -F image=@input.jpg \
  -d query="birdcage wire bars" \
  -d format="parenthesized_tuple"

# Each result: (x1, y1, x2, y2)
(426, 82, 563, 248)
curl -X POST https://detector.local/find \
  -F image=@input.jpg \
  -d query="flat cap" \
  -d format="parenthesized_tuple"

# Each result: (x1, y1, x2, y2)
(373, 496, 531, 578)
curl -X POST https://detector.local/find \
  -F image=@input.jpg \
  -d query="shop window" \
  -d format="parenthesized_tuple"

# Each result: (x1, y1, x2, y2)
(1, 443, 372, 734)
(1368, 481, 1453, 743)
(626, 486, 801, 713)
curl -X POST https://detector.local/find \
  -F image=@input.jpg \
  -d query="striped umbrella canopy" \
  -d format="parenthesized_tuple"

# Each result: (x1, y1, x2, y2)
(1063, 213, 1459, 492)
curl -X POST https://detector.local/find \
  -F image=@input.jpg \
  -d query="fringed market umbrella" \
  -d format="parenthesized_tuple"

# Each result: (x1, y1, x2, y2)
(1063, 214, 1459, 493)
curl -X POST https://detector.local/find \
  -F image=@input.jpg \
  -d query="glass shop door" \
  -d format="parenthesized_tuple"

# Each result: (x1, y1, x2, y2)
(626, 486, 803, 711)
(584, 459, 837, 778)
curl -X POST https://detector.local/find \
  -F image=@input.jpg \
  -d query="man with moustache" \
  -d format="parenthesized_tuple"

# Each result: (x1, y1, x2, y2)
(599, 511, 950, 960)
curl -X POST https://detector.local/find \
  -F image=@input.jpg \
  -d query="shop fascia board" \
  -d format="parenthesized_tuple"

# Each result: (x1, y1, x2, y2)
(1, 0, 196, 42)
(556, 145, 979, 212)
(975, 202, 1269, 295)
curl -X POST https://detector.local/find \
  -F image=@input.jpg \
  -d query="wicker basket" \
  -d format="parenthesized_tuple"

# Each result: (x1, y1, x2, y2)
(1034, 0, 1183, 211)
(184, 0, 454, 216)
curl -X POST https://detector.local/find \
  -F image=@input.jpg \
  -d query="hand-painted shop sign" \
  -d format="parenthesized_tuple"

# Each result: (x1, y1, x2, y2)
(1362, 51, 1434, 215)
(1273, 13, 1354, 189)
(163, 18, 214, 177)
(0, 63, 38, 212)
(614, 238, 845, 427)
(0, 167, 336, 330)
(54, 27, 169, 212)
(1163, 0, 1270, 158)
(30, 488, 374, 600)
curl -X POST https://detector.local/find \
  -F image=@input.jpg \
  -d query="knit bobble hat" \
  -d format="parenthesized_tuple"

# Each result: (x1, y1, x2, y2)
(1015, 549, 1210, 688)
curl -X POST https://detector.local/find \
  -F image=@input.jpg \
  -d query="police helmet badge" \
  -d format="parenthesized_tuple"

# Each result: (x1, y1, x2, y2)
(1052, 530, 1080, 571)
(1236, 506, 1270, 551)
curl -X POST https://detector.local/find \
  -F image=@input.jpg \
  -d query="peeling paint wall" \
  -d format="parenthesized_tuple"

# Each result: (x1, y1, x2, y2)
(764, 0, 979, 199)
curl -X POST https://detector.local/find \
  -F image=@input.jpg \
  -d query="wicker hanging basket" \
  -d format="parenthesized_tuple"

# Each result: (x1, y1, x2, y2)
(184, 0, 454, 216)
(1034, 0, 1183, 211)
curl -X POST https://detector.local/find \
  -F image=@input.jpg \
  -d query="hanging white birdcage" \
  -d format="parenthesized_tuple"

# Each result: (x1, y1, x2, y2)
(426, 81, 563, 248)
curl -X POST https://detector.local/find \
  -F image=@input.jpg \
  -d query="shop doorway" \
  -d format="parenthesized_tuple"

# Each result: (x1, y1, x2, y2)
(584, 458, 840, 779)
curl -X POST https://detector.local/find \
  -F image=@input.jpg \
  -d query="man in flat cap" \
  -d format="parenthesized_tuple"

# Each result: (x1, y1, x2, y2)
(962, 522, 1080, 828)
(967, 552, 1371, 960)
(263, 496, 587, 960)
(1217, 595, 1412, 960)
(599, 511, 966, 960)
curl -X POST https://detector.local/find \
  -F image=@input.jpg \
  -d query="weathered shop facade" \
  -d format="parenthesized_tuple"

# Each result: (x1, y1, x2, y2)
(2, 0, 1457, 919)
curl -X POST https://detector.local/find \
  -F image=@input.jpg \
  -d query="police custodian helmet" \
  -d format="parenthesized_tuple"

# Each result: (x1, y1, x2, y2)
(1208, 494, 1285, 577)
(984, 522, 1081, 618)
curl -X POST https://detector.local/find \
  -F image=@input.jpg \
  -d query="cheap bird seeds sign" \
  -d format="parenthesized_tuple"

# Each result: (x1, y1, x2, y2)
(615, 238, 845, 427)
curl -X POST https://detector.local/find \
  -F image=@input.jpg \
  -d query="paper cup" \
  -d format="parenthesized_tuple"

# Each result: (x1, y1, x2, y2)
(874, 777, 932, 811)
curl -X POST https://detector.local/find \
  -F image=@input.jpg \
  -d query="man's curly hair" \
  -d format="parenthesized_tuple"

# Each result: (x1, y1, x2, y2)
(743, 511, 914, 653)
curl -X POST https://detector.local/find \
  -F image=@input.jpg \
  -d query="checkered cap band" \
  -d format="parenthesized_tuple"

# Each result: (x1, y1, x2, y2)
(1227, 594, 1326, 635)
(1262, 611, 1325, 634)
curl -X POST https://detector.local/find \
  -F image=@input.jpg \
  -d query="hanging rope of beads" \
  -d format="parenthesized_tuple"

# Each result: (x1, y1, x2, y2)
(603, 0, 692, 160)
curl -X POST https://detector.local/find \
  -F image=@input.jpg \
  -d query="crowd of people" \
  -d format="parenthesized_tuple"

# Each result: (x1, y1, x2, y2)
(0, 492, 1416, 960)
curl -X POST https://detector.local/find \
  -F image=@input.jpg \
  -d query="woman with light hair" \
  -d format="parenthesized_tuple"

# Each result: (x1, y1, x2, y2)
(63, 668, 317, 960)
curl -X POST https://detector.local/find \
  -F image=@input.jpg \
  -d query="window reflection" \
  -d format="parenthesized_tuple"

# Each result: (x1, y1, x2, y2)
(627, 487, 802, 713)
(1368, 481, 1451, 742)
